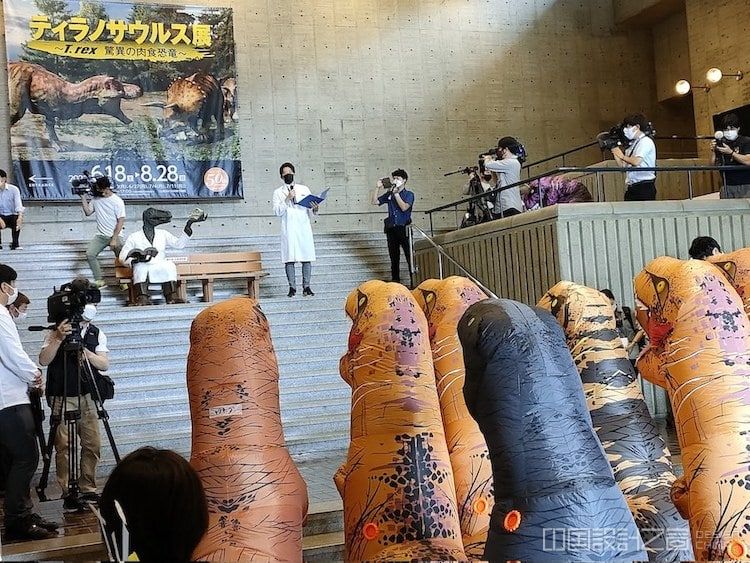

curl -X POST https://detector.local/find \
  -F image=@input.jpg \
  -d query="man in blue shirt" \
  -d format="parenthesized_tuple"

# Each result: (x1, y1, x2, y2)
(372, 169, 414, 284)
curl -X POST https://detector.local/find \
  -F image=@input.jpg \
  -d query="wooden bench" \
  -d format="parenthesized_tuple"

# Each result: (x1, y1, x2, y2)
(115, 251, 268, 304)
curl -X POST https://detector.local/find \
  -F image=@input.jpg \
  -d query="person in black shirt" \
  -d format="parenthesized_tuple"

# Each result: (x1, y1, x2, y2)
(711, 113, 750, 199)
(372, 169, 415, 285)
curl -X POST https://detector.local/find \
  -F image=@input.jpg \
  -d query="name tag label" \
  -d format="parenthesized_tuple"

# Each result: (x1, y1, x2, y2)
(209, 404, 242, 418)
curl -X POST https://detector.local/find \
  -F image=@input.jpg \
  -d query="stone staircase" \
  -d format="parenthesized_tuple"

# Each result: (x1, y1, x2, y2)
(1, 231, 404, 561)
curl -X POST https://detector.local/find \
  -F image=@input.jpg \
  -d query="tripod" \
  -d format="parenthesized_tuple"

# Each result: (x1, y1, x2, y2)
(36, 331, 120, 508)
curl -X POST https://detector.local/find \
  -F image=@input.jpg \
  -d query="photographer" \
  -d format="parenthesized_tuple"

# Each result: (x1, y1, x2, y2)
(711, 113, 750, 199)
(610, 113, 657, 201)
(0, 264, 57, 540)
(372, 169, 414, 285)
(483, 137, 524, 218)
(0, 170, 24, 250)
(81, 176, 126, 288)
(39, 291, 109, 509)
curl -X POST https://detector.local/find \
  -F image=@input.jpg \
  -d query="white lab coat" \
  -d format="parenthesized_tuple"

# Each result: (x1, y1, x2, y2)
(272, 183, 317, 263)
(119, 229, 190, 283)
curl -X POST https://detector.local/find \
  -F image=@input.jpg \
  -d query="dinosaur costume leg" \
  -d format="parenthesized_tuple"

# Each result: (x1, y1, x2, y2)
(162, 281, 185, 304)
(133, 282, 151, 306)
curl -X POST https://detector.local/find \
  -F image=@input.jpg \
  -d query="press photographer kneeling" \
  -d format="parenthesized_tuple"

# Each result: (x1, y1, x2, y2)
(38, 278, 113, 510)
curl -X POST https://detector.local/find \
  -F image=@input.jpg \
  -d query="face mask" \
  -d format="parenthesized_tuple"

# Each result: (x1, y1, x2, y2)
(393, 178, 404, 188)
(624, 126, 638, 140)
(724, 129, 739, 142)
(82, 304, 97, 322)
(13, 312, 27, 323)
(282, 173, 294, 185)
(2, 283, 18, 305)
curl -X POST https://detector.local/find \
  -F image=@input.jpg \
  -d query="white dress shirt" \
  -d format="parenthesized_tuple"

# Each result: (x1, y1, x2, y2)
(0, 305, 37, 410)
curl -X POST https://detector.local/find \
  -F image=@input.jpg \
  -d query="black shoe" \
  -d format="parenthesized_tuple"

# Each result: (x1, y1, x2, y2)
(80, 491, 100, 504)
(303, 287, 314, 296)
(30, 513, 60, 531)
(62, 494, 87, 513)
(4, 518, 57, 541)
(287, 287, 296, 297)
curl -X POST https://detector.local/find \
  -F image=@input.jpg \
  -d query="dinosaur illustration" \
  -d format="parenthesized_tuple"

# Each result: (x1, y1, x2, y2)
(9, 62, 142, 150)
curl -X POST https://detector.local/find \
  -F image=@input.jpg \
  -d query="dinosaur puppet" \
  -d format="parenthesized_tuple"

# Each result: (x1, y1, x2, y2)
(412, 277, 493, 558)
(458, 298, 645, 561)
(539, 281, 692, 562)
(118, 207, 207, 305)
(635, 257, 750, 561)
(188, 297, 308, 561)
(335, 280, 466, 561)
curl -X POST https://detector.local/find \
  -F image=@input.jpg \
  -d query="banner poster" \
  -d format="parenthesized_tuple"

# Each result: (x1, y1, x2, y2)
(4, 0, 242, 201)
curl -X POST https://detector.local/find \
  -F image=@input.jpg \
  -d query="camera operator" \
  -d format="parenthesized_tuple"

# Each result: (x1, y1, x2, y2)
(483, 137, 524, 218)
(81, 176, 126, 288)
(0, 264, 58, 540)
(610, 113, 657, 201)
(0, 170, 25, 251)
(711, 113, 750, 199)
(39, 294, 109, 509)
(372, 169, 414, 285)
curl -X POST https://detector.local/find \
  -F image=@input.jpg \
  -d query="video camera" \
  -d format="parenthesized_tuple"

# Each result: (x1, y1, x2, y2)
(47, 279, 101, 350)
(597, 121, 656, 150)
(70, 171, 110, 197)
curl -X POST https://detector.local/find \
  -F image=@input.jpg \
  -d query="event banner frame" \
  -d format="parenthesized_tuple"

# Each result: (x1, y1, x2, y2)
(4, 0, 242, 201)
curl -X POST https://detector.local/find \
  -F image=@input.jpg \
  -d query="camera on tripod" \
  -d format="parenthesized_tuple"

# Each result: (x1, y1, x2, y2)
(70, 171, 109, 197)
(47, 278, 101, 350)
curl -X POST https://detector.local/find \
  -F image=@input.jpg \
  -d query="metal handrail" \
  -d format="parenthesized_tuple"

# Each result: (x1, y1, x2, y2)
(409, 224, 498, 299)
(522, 135, 703, 172)
(522, 141, 600, 171)
(427, 163, 746, 233)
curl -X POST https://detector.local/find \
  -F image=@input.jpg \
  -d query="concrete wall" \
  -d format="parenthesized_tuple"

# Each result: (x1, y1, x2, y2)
(685, 0, 750, 153)
(0, 0, 677, 237)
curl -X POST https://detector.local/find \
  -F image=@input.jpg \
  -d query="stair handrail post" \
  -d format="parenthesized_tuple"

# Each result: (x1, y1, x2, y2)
(410, 224, 497, 299)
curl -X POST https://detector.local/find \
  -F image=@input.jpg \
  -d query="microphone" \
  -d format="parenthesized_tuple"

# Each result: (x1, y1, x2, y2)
(29, 325, 56, 332)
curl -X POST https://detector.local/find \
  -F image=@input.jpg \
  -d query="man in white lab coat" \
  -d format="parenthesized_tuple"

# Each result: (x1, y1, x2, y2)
(272, 163, 318, 297)
(119, 207, 206, 305)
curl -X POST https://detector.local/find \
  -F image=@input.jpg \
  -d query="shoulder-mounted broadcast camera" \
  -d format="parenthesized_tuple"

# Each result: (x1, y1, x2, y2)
(71, 171, 111, 197)
(597, 121, 656, 150)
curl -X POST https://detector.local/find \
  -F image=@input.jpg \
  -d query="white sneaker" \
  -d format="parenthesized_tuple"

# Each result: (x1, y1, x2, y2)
(94, 279, 107, 288)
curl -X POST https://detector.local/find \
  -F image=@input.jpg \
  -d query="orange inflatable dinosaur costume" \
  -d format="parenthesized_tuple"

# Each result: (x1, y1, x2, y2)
(635, 257, 750, 561)
(336, 280, 466, 561)
(710, 247, 750, 316)
(187, 297, 308, 561)
(413, 277, 492, 557)
(539, 281, 692, 562)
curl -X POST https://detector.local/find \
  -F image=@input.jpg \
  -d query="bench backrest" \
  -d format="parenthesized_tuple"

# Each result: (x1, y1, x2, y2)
(115, 251, 263, 280)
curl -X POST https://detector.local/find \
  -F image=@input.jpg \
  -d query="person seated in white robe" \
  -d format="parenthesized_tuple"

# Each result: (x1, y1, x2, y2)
(119, 207, 206, 305)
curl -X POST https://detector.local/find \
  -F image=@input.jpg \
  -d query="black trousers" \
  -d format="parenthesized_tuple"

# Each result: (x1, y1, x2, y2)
(492, 207, 521, 220)
(0, 404, 38, 524)
(385, 226, 411, 282)
(624, 180, 656, 201)
(0, 214, 21, 248)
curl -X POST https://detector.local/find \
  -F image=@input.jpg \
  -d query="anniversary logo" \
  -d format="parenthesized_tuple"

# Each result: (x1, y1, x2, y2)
(4, 0, 242, 200)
